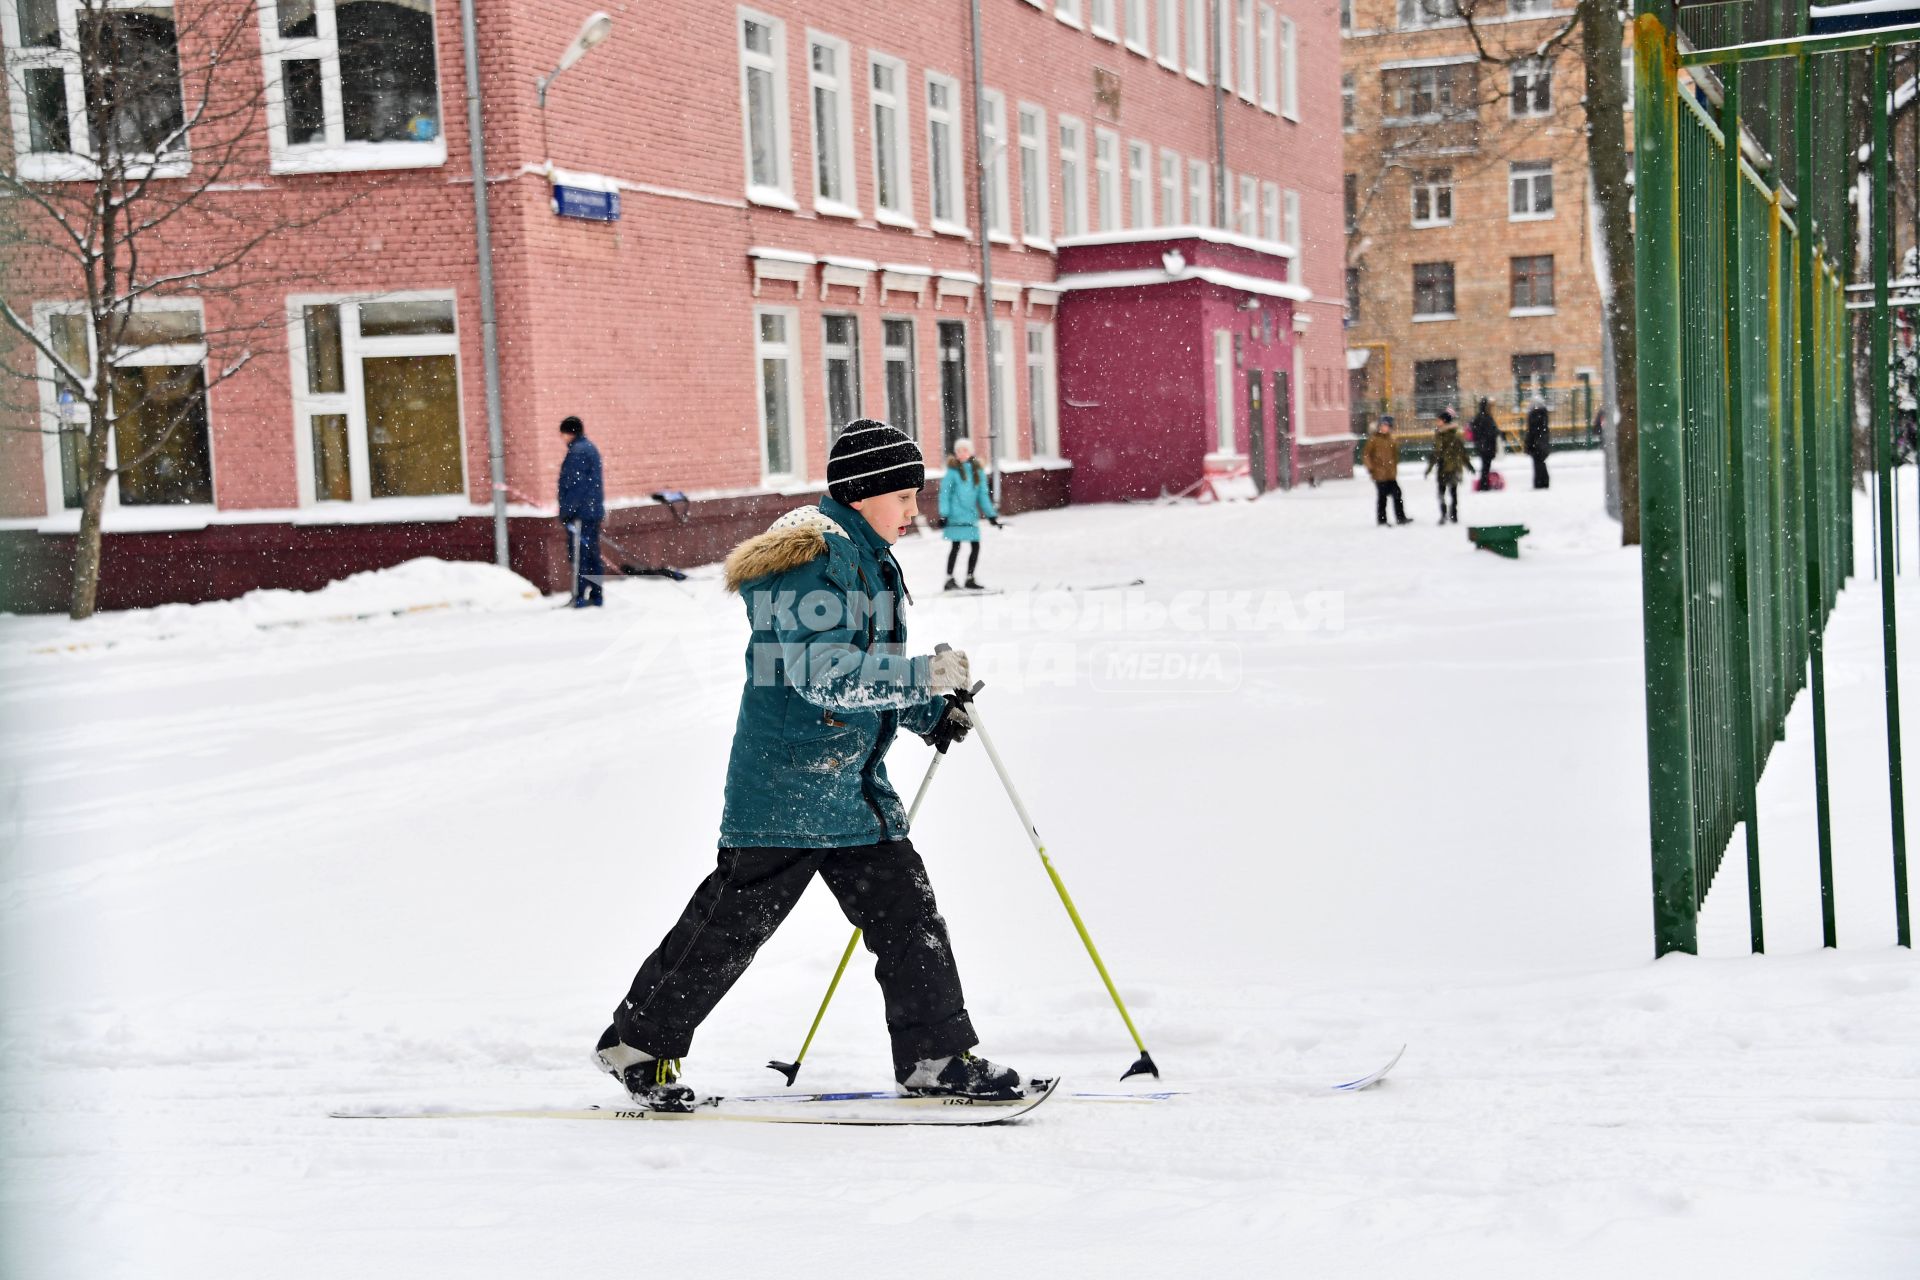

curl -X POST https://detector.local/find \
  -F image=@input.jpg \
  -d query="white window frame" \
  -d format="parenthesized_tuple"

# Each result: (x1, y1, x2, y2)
(1235, 0, 1255, 103)
(1260, 181, 1280, 243)
(1510, 161, 1555, 222)
(1283, 187, 1301, 250)
(1187, 158, 1209, 226)
(1511, 58, 1553, 118)
(1025, 321, 1060, 458)
(1257, 5, 1278, 113)
(1125, 0, 1151, 55)
(753, 306, 804, 484)
(6, 0, 194, 182)
(256, 0, 448, 175)
(983, 88, 1013, 243)
(883, 316, 918, 435)
(1342, 72, 1357, 131)
(738, 9, 795, 209)
(1157, 0, 1181, 71)
(1185, 0, 1208, 83)
(1056, 0, 1084, 29)
(34, 297, 213, 512)
(869, 52, 914, 228)
(1237, 174, 1258, 236)
(991, 318, 1016, 454)
(287, 290, 469, 508)
(1212, 328, 1237, 456)
(1018, 104, 1052, 248)
(821, 312, 863, 439)
(1093, 126, 1121, 232)
(1279, 16, 1298, 118)
(1091, 0, 1118, 41)
(807, 32, 858, 218)
(925, 71, 967, 236)
(1159, 148, 1182, 228)
(1127, 139, 1152, 228)
(1411, 169, 1454, 228)
(1059, 116, 1088, 238)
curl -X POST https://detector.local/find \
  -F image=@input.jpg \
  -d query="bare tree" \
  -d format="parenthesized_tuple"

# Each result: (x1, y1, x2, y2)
(2, 0, 364, 618)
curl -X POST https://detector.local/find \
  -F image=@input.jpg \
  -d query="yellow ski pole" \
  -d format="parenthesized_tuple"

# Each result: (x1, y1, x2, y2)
(965, 701, 1158, 1081)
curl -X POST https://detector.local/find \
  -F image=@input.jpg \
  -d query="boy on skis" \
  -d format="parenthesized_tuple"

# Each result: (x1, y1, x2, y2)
(594, 420, 1030, 1110)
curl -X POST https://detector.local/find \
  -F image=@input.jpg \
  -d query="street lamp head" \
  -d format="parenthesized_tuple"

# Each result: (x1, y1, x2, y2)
(556, 11, 614, 75)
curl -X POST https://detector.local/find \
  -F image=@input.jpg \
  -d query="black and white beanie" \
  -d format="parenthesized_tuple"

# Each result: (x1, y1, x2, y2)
(826, 420, 924, 505)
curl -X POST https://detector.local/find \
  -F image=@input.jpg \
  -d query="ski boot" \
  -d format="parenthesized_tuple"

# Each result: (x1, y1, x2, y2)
(896, 1051, 1031, 1101)
(594, 1026, 696, 1112)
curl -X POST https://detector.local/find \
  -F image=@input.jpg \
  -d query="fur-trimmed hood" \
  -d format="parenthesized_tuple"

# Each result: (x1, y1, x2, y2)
(723, 506, 850, 592)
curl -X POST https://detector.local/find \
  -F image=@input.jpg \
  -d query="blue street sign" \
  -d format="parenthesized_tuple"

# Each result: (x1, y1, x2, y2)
(551, 184, 621, 222)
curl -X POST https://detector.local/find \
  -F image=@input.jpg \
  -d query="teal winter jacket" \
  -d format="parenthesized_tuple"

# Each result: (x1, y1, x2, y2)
(937, 458, 998, 543)
(717, 497, 948, 848)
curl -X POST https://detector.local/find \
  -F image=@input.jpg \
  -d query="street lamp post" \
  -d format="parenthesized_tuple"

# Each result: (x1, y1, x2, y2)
(538, 11, 615, 166)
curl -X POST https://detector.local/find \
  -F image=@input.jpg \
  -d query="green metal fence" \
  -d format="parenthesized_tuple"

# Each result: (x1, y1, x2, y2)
(1632, 7, 1906, 956)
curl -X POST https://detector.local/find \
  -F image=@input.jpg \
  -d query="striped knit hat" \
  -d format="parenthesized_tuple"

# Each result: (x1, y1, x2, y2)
(827, 420, 924, 505)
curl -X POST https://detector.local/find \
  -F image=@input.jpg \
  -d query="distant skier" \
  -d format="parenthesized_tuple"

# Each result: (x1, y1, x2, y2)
(1469, 398, 1502, 492)
(593, 420, 1031, 1110)
(1362, 415, 1413, 527)
(1524, 396, 1552, 489)
(1425, 409, 1470, 524)
(939, 437, 1000, 590)
(557, 416, 605, 608)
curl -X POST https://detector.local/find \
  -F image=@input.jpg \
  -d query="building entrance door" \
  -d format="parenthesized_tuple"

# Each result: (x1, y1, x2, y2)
(1274, 370, 1295, 490)
(938, 321, 969, 456)
(1246, 371, 1267, 493)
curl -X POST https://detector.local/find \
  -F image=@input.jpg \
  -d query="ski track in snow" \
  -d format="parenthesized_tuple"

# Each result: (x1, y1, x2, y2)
(1, 455, 1916, 1277)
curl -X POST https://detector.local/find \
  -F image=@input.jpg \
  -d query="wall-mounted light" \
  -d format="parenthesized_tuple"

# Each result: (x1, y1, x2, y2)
(538, 11, 615, 165)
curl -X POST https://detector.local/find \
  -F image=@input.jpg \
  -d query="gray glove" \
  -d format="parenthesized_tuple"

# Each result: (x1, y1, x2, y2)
(928, 647, 970, 695)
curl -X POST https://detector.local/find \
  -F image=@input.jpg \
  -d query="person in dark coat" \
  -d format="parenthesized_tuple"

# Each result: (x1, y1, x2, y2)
(557, 416, 605, 607)
(1425, 409, 1471, 524)
(1524, 396, 1552, 489)
(1469, 398, 1501, 491)
(593, 420, 1031, 1111)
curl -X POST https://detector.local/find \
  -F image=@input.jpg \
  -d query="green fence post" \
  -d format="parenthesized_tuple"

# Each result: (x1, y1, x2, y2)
(1797, 54, 1839, 947)
(1634, 9, 1699, 956)
(1871, 46, 1912, 947)
(1721, 74, 1766, 953)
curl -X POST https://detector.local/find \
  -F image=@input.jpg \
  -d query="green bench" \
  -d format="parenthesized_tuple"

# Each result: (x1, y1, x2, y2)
(1468, 524, 1530, 559)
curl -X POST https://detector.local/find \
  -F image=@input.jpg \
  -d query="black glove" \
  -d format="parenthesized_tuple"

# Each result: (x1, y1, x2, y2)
(920, 701, 972, 753)
(988, 517, 1003, 529)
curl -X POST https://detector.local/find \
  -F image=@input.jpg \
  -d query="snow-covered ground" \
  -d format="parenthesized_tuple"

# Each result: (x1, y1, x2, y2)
(2, 452, 1915, 1278)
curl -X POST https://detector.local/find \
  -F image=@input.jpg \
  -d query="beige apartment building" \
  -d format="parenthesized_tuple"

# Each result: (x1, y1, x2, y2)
(1341, 0, 1611, 441)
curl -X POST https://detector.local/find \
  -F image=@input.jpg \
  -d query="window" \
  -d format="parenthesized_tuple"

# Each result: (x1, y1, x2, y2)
(1186, 0, 1208, 81)
(1026, 323, 1059, 457)
(1212, 329, 1236, 453)
(982, 89, 1011, 239)
(1344, 172, 1359, 233)
(885, 319, 918, 435)
(926, 73, 965, 233)
(1511, 58, 1552, 117)
(1510, 255, 1555, 311)
(808, 35, 856, 215)
(1260, 182, 1280, 242)
(1397, 0, 1461, 27)
(754, 309, 801, 481)
(1508, 0, 1549, 11)
(260, 0, 443, 168)
(1283, 188, 1301, 247)
(739, 13, 792, 205)
(7, 0, 189, 176)
(1092, 0, 1117, 39)
(292, 295, 467, 504)
(1126, 0, 1150, 53)
(1257, 6, 1278, 112)
(1159, 149, 1182, 227)
(1413, 261, 1456, 317)
(1279, 17, 1298, 117)
(1238, 174, 1258, 236)
(1345, 267, 1362, 326)
(870, 55, 912, 224)
(38, 302, 213, 509)
(1512, 353, 1556, 403)
(1094, 127, 1120, 231)
(1510, 161, 1554, 220)
(822, 314, 863, 439)
(1059, 116, 1087, 237)
(1188, 159, 1210, 226)
(1342, 73, 1356, 130)
(1411, 168, 1454, 226)
(1413, 359, 1459, 417)
(1158, 0, 1181, 70)
(991, 319, 1016, 453)
(1236, 0, 1255, 101)
(1385, 64, 1472, 121)
(1128, 140, 1152, 227)
(1018, 104, 1051, 244)
(1340, 0, 1354, 32)
(1216, 0, 1232, 92)
(1056, 0, 1082, 26)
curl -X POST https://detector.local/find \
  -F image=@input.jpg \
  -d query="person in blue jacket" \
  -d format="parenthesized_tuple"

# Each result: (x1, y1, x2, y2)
(557, 416, 605, 607)
(938, 437, 999, 590)
(593, 420, 1032, 1109)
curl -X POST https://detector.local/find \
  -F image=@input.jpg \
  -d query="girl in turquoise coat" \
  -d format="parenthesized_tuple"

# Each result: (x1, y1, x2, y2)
(939, 437, 1000, 590)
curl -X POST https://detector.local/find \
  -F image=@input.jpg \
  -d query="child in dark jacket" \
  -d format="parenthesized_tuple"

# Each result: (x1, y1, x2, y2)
(1425, 409, 1471, 524)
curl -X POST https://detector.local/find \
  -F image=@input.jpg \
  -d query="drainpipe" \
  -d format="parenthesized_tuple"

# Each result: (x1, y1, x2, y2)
(968, 0, 1004, 504)
(459, 0, 510, 568)
(1212, 1, 1227, 228)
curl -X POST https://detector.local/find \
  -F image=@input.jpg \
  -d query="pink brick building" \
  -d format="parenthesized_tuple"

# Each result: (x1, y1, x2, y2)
(0, 0, 1350, 610)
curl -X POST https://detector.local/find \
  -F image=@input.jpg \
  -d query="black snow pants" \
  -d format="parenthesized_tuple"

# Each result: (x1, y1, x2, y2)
(1374, 479, 1408, 524)
(611, 839, 977, 1076)
(1436, 479, 1459, 522)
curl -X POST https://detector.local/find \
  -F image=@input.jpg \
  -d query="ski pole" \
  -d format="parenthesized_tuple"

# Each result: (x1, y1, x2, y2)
(965, 701, 1159, 1081)
(766, 745, 948, 1087)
